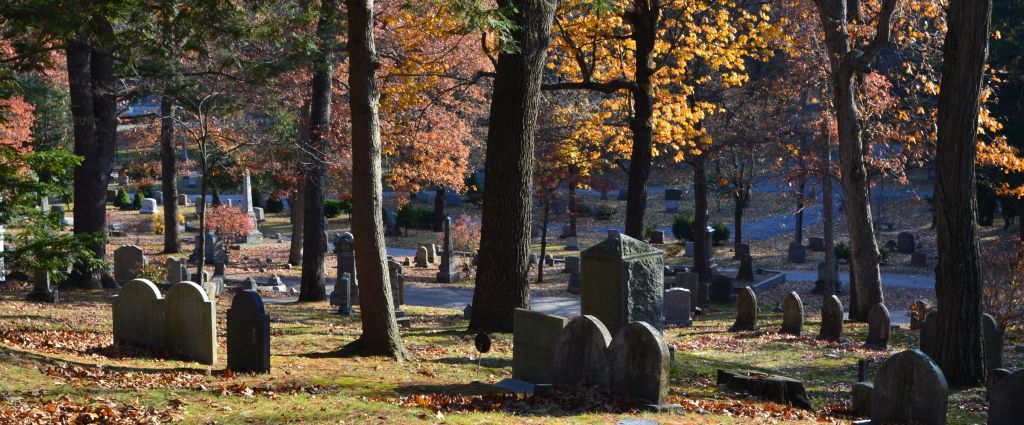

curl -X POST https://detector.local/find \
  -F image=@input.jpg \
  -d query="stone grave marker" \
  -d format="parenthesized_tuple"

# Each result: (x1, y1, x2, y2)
(330, 272, 353, 316)
(252, 207, 265, 222)
(983, 313, 1003, 372)
(989, 369, 1024, 425)
(112, 279, 166, 348)
(566, 272, 581, 294)
(140, 198, 158, 214)
(565, 237, 581, 251)
(817, 295, 844, 342)
(608, 322, 670, 404)
(865, 303, 891, 350)
(580, 230, 665, 333)
(787, 241, 806, 263)
(729, 286, 757, 332)
(164, 281, 217, 365)
(27, 270, 58, 303)
(780, 292, 804, 336)
(529, 253, 538, 265)
(709, 273, 735, 303)
(911, 252, 927, 267)
(808, 237, 824, 252)
(664, 189, 682, 213)
(114, 245, 146, 283)
(649, 230, 665, 244)
(227, 290, 271, 373)
(736, 255, 754, 281)
(427, 244, 437, 264)
(674, 271, 698, 293)
(664, 288, 692, 326)
(165, 257, 187, 286)
(871, 349, 948, 425)
(334, 232, 358, 301)
(243, 277, 258, 291)
(684, 241, 694, 257)
(388, 258, 405, 306)
(897, 232, 915, 254)
(563, 256, 580, 274)
(696, 282, 710, 307)
(734, 243, 750, 259)
(512, 308, 569, 384)
(436, 217, 460, 283)
(554, 315, 613, 387)
(177, 194, 189, 206)
(415, 246, 429, 268)
(544, 254, 554, 267)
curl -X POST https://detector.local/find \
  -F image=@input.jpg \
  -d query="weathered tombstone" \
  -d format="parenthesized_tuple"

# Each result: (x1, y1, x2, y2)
(565, 237, 581, 251)
(787, 241, 806, 263)
(983, 313, 1003, 372)
(649, 230, 665, 244)
(114, 245, 146, 283)
(664, 189, 682, 213)
(415, 246, 429, 268)
(865, 303, 891, 350)
(252, 207, 265, 222)
(910, 252, 927, 267)
(554, 315, 613, 386)
(919, 311, 938, 359)
(734, 243, 750, 259)
(808, 237, 824, 252)
(437, 217, 460, 283)
(817, 295, 844, 342)
(26, 270, 58, 303)
(513, 308, 569, 384)
(684, 241, 694, 257)
(333, 232, 358, 302)
(242, 277, 258, 291)
(190, 232, 227, 265)
(427, 244, 437, 264)
(177, 194, 189, 206)
(989, 369, 1024, 425)
(165, 257, 187, 286)
(529, 252, 538, 265)
(696, 282, 710, 307)
(729, 286, 757, 332)
(664, 288, 692, 326)
(871, 350, 948, 425)
(736, 255, 754, 281)
(112, 279, 165, 348)
(330, 272, 353, 316)
(780, 292, 804, 336)
(544, 254, 554, 267)
(384, 209, 401, 236)
(608, 322, 670, 404)
(709, 273, 735, 303)
(226, 290, 271, 374)
(896, 232, 915, 254)
(580, 230, 665, 333)
(851, 382, 874, 417)
(675, 272, 699, 293)
(563, 256, 580, 274)
(566, 272, 581, 294)
(387, 258, 405, 306)
(39, 196, 49, 212)
(164, 281, 217, 365)
(140, 198, 158, 214)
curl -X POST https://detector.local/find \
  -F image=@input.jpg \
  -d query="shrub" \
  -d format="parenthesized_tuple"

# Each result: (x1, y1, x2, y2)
(983, 236, 1024, 330)
(264, 195, 285, 213)
(133, 262, 167, 283)
(664, 244, 683, 257)
(834, 242, 851, 261)
(114, 188, 131, 210)
(594, 202, 617, 220)
(131, 192, 142, 210)
(671, 211, 695, 241)
(324, 199, 351, 218)
(205, 205, 254, 243)
(711, 222, 730, 245)
(152, 211, 165, 235)
(449, 215, 482, 252)
(397, 204, 433, 230)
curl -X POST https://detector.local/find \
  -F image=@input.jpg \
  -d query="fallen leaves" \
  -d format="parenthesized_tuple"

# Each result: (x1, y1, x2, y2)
(389, 384, 647, 416)
(0, 328, 110, 355)
(0, 395, 185, 424)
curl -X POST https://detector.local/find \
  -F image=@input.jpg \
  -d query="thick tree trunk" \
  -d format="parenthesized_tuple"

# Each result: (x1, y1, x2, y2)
(342, 0, 408, 359)
(160, 94, 180, 253)
(289, 185, 305, 266)
(933, 0, 991, 388)
(623, 4, 660, 239)
(734, 193, 744, 245)
(298, 0, 338, 302)
(821, 123, 837, 297)
(433, 188, 445, 231)
(469, 0, 555, 332)
(692, 156, 711, 282)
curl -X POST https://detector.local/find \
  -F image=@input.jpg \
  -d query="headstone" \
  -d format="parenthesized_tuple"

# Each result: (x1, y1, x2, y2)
(164, 281, 217, 364)
(387, 258, 404, 306)
(664, 188, 682, 201)
(252, 207, 265, 222)
(114, 245, 146, 283)
(911, 252, 927, 267)
(415, 246, 429, 268)
(564, 237, 581, 251)
(243, 277, 258, 291)
(140, 198, 158, 214)
(112, 279, 164, 348)
(580, 231, 665, 334)
(566, 272, 581, 294)
(920, 311, 938, 358)
(989, 370, 1024, 425)
(226, 199, 233, 208)
(813, 261, 841, 294)
(709, 273, 735, 303)
(808, 237, 824, 252)
(696, 282, 710, 308)
(384, 210, 401, 236)
(27, 270, 58, 303)
(649, 230, 664, 244)
(734, 243, 750, 258)
(787, 241, 806, 263)
(780, 292, 804, 336)
(40, 196, 50, 212)
(226, 290, 271, 374)
(674, 272, 698, 293)
(729, 286, 757, 332)
(333, 232, 358, 302)
(554, 315, 613, 387)
(544, 254, 554, 267)
(177, 194, 189, 206)
(529, 253, 538, 265)
(817, 295, 844, 342)
(851, 382, 874, 417)
(865, 303, 891, 349)
(512, 309, 569, 384)
(189, 232, 227, 265)
(871, 350, 948, 425)
(896, 232, 915, 254)
(165, 257, 187, 286)
(563, 256, 580, 274)
(330, 272, 353, 316)
(736, 255, 754, 281)
(684, 241, 694, 257)
(427, 244, 437, 264)
(983, 313, 1003, 372)
(608, 322, 670, 404)
(436, 217, 461, 283)
(664, 288, 692, 326)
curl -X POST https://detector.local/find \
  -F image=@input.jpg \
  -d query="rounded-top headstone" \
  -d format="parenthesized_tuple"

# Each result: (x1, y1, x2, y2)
(227, 289, 270, 373)
(920, 310, 939, 358)
(729, 286, 757, 332)
(896, 232, 915, 254)
(871, 349, 949, 425)
(554, 315, 613, 387)
(865, 303, 891, 350)
(113, 279, 163, 347)
(780, 292, 804, 336)
(982, 313, 1003, 372)
(608, 321, 670, 404)
(987, 369, 1024, 425)
(817, 295, 844, 342)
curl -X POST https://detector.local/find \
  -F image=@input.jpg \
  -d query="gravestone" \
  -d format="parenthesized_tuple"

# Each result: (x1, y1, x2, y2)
(896, 232, 915, 254)
(436, 217, 460, 283)
(780, 292, 804, 336)
(27, 270, 58, 303)
(696, 282, 710, 307)
(675, 272, 698, 293)
(241, 171, 263, 244)
(544, 254, 554, 267)
(427, 244, 437, 264)
(787, 241, 806, 263)
(189, 232, 227, 265)
(330, 272, 353, 316)
(734, 243, 750, 259)
(729, 286, 757, 332)
(333, 232, 358, 302)
(736, 255, 754, 281)
(817, 295, 844, 342)
(563, 256, 580, 274)
(164, 281, 217, 364)
(983, 313, 1004, 372)
(684, 241, 694, 257)
(112, 279, 165, 348)
(114, 245, 146, 283)
(140, 198, 158, 214)
(664, 288, 692, 326)
(920, 311, 938, 359)
(865, 303, 891, 350)
(387, 258, 405, 306)
(415, 246, 429, 268)
(808, 237, 824, 252)
(513, 308, 569, 384)
(851, 382, 873, 417)
(989, 369, 1024, 425)
(566, 272, 581, 294)
(709, 273, 735, 303)
(665, 188, 682, 213)
(529, 253, 538, 265)
(554, 315, 613, 387)
(165, 257, 187, 286)
(813, 261, 841, 295)
(608, 322, 670, 404)
(911, 252, 927, 267)
(227, 290, 271, 374)
(252, 207, 265, 222)
(243, 277, 258, 291)
(649, 230, 665, 244)
(871, 350, 948, 425)
(177, 194, 189, 206)
(580, 230, 665, 334)
(565, 237, 581, 251)
(384, 210, 401, 236)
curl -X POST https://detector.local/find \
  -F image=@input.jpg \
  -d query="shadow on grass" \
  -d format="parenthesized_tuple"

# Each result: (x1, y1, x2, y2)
(430, 356, 511, 369)
(0, 346, 211, 375)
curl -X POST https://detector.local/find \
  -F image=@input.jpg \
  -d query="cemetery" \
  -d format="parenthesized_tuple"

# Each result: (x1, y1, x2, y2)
(1, 0, 1024, 423)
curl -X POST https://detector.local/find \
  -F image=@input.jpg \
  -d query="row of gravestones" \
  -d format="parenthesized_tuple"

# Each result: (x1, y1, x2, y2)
(791, 233, 927, 266)
(112, 279, 270, 372)
(330, 231, 408, 326)
(115, 244, 228, 299)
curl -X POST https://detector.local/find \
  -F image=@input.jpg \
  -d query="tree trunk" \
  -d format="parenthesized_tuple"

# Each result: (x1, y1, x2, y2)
(342, 0, 408, 359)
(623, 4, 660, 239)
(211, 188, 221, 207)
(692, 156, 711, 282)
(289, 184, 305, 266)
(795, 175, 805, 244)
(469, 0, 556, 332)
(933, 0, 991, 388)
(566, 185, 577, 238)
(734, 193, 744, 246)
(537, 198, 550, 284)
(197, 159, 208, 277)
(298, 0, 338, 302)
(821, 123, 837, 298)
(433, 188, 446, 231)
(160, 94, 180, 253)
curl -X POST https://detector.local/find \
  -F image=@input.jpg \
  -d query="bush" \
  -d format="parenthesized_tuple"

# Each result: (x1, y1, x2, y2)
(264, 195, 285, 213)
(114, 188, 131, 210)
(449, 215, 482, 252)
(205, 205, 254, 242)
(834, 242, 851, 261)
(664, 244, 683, 257)
(131, 192, 142, 210)
(397, 204, 434, 230)
(711, 222, 730, 245)
(324, 199, 351, 218)
(594, 202, 616, 220)
(152, 211, 165, 235)
(671, 211, 695, 241)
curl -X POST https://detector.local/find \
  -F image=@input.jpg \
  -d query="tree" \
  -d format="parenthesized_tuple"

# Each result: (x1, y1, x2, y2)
(470, 0, 557, 332)
(932, 0, 992, 388)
